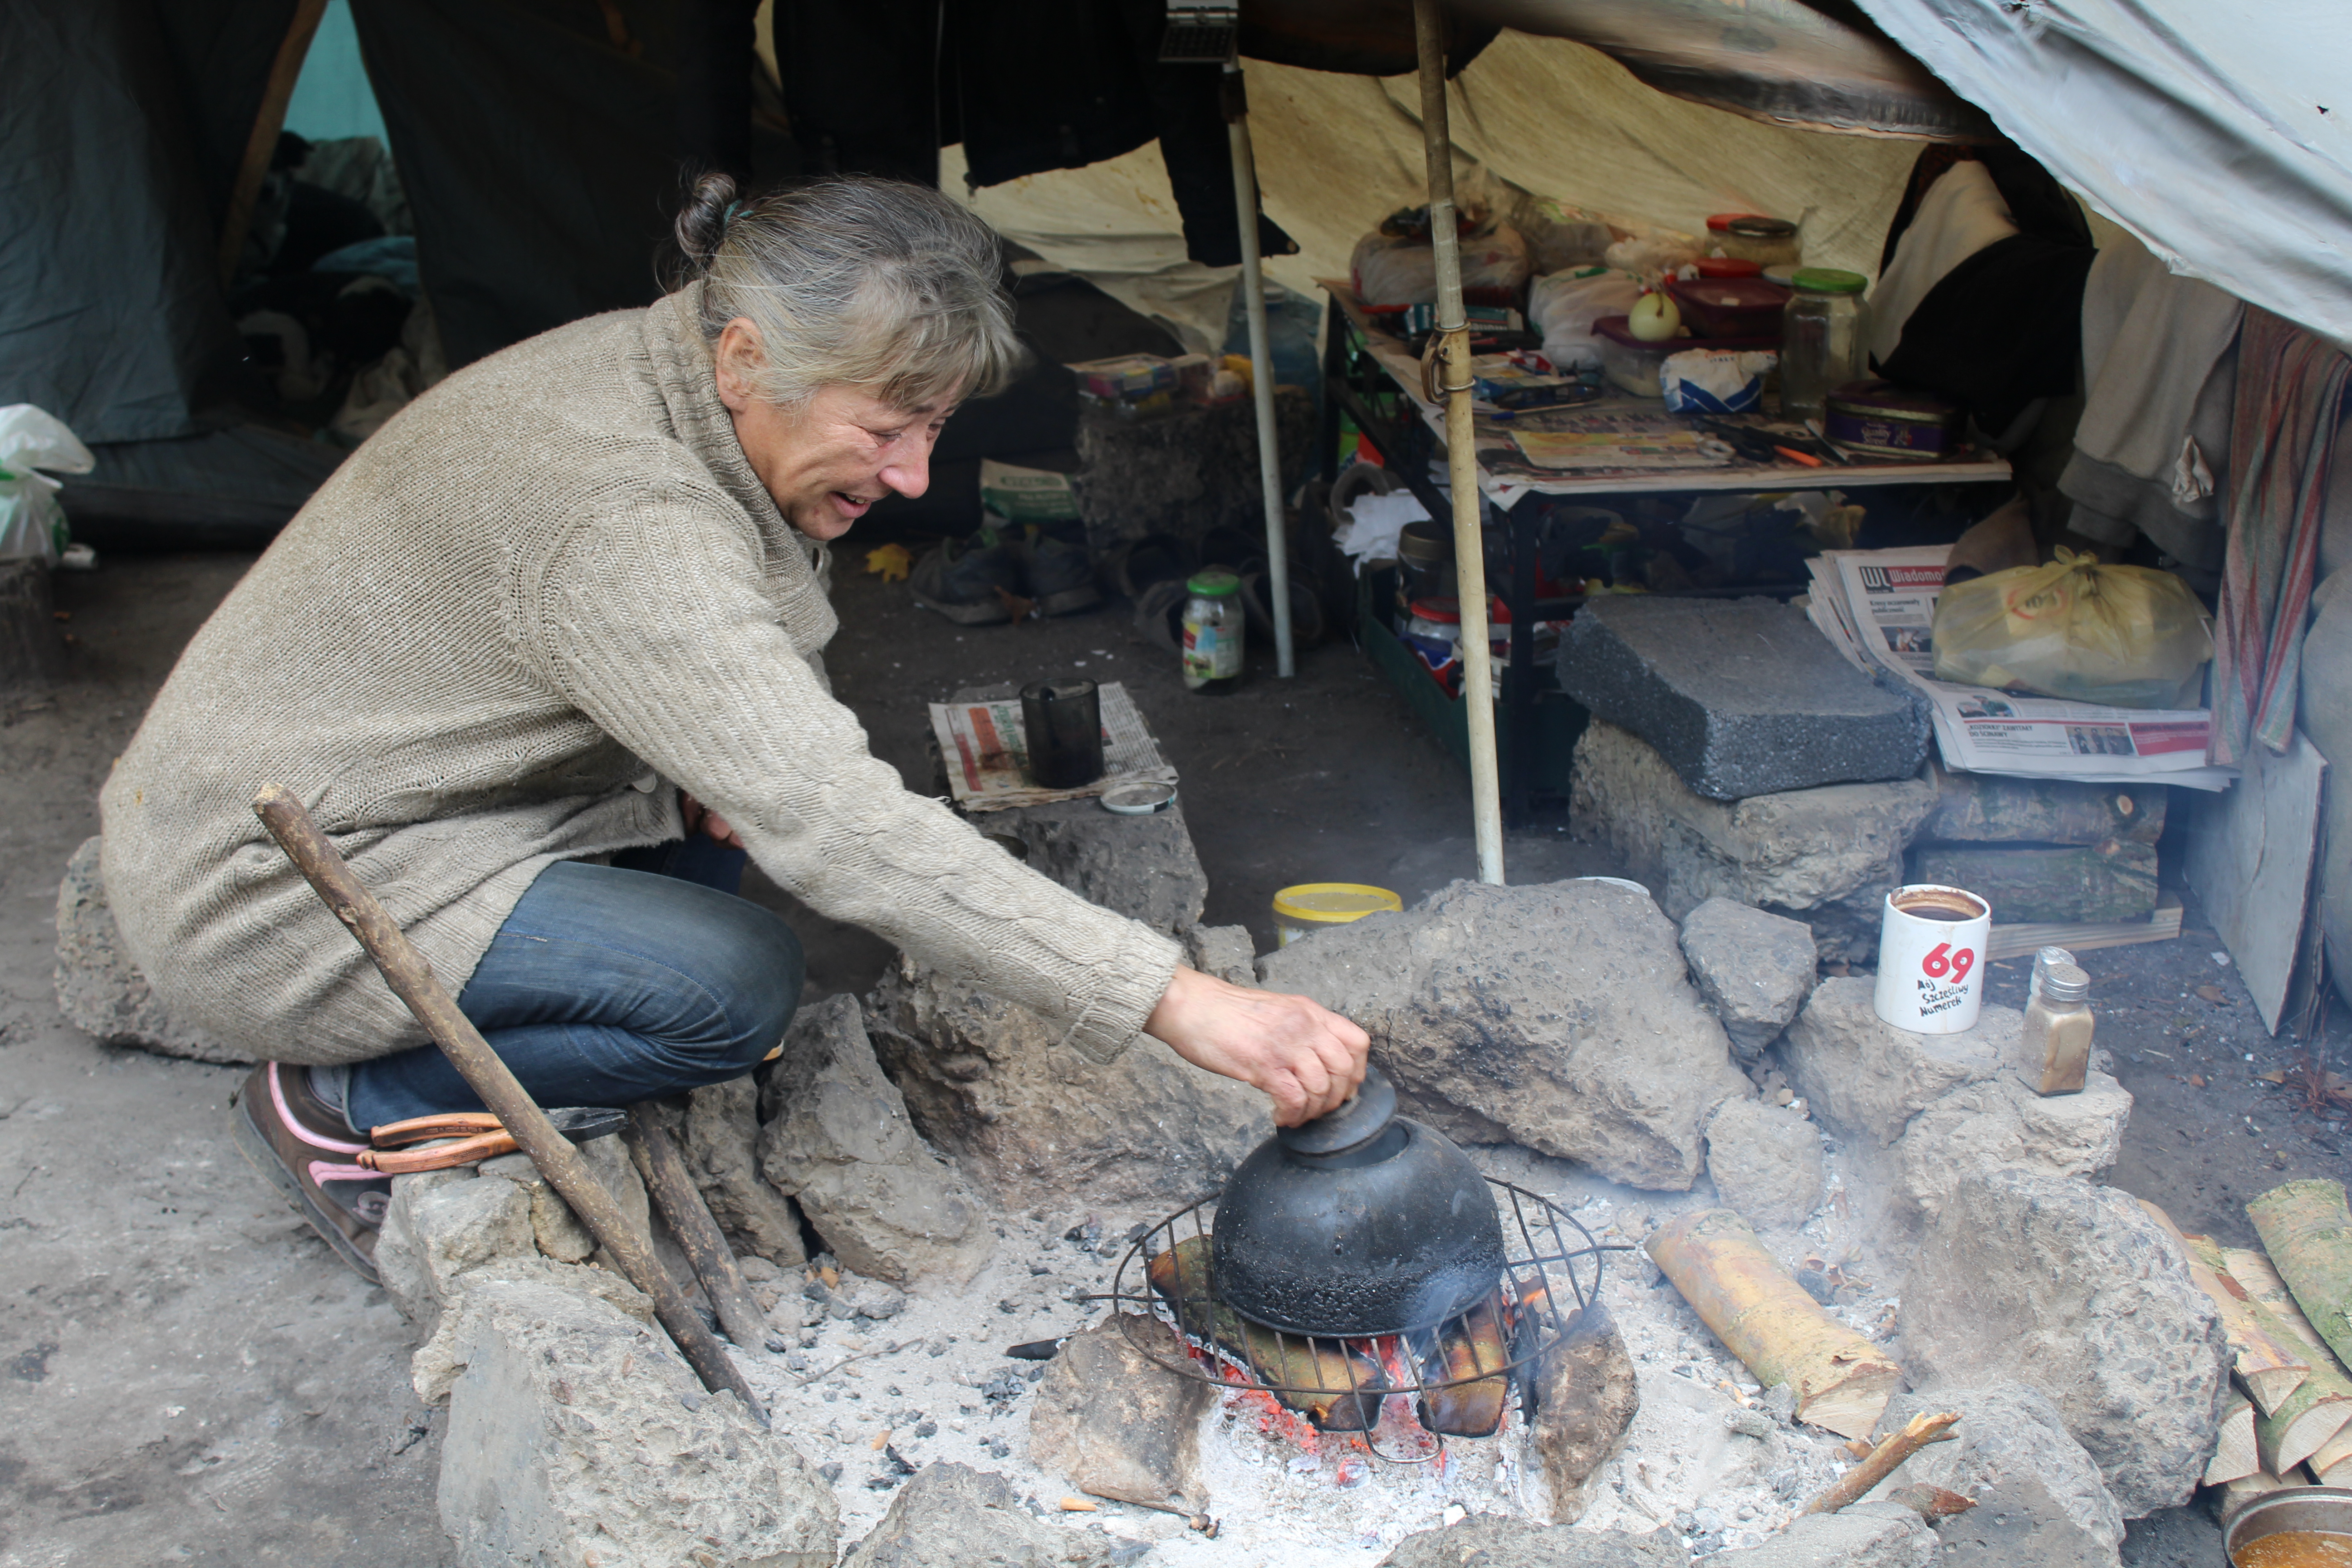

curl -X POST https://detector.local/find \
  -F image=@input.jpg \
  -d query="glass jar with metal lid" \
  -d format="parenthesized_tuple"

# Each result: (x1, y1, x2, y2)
(1780, 268, 1872, 423)
(1720, 215, 1801, 268)
(1180, 567, 1244, 694)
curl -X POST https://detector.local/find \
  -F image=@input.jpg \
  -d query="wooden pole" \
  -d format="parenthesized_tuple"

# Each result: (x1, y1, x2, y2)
(1224, 62, 1294, 679)
(1411, 0, 1504, 885)
(624, 1104, 782, 1354)
(250, 783, 769, 1422)
(217, 0, 330, 288)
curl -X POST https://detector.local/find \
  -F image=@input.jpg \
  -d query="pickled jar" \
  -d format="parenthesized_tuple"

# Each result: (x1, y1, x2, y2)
(1780, 268, 1871, 423)
(1721, 215, 1801, 268)
(1181, 568, 1244, 694)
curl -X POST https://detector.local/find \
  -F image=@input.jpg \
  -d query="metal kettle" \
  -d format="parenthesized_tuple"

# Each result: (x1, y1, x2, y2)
(1209, 1064, 1505, 1337)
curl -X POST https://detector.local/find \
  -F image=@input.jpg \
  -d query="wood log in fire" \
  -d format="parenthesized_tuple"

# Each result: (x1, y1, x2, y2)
(1415, 1295, 1510, 1437)
(1645, 1208, 1900, 1440)
(1147, 1236, 1388, 1431)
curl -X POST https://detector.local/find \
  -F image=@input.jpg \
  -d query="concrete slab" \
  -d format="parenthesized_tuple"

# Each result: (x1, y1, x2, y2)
(1556, 597, 1928, 800)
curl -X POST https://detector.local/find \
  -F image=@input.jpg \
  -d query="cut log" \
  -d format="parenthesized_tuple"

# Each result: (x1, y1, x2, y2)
(2309, 1423, 2352, 1488)
(2205, 1392, 2260, 1486)
(2251, 1340, 2352, 1475)
(2223, 1243, 2335, 1357)
(1645, 1208, 1901, 1440)
(2221, 1468, 2308, 1518)
(1923, 763, 2166, 846)
(1910, 840, 2157, 924)
(2152, 1215, 2310, 1414)
(2248, 1180, 2352, 1373)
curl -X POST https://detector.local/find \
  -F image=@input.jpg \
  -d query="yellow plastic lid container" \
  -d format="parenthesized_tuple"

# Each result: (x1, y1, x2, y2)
(1272, 883, 1404, 946)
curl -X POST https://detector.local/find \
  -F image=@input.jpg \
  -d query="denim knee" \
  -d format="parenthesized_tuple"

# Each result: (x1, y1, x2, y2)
(695, 899, 805, 1072)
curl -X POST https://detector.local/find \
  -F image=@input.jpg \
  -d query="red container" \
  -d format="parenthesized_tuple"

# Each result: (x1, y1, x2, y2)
(1695, 256, 1764, 279)
(1664, 275, 1793, 338)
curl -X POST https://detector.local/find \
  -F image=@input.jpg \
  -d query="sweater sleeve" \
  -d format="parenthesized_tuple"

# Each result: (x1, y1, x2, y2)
(520, 500, 1179, 1064)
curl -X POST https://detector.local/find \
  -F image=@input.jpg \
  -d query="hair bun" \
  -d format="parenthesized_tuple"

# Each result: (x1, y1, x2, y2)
(673, 172, 740, 278)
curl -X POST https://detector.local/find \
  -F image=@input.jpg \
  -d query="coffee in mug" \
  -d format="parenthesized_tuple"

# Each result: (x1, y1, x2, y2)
(1873, 883, 1992, 1034)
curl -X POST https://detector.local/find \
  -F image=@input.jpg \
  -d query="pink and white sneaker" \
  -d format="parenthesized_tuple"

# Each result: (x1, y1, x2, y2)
(230, 1062, 389, 1284)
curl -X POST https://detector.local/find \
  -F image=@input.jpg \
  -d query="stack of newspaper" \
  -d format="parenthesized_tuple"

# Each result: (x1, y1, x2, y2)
(1804, 546, 2235, 790)
(928, 681, 1179, 812)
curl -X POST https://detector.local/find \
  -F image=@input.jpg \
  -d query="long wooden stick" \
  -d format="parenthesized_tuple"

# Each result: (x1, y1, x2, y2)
(1804, 1410, 1960, 1514)
(251, 783, 767, 1421)
(217, 0, 329, 287)
(624, 1105, 780, 1354)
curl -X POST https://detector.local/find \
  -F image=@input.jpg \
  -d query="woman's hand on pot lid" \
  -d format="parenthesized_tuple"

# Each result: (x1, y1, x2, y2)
(1145, 966, 1370, 1127)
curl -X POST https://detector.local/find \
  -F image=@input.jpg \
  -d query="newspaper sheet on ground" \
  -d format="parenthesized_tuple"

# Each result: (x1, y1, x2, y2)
(1804, 546, 2236, 790)
(928, 681, 1178, 811)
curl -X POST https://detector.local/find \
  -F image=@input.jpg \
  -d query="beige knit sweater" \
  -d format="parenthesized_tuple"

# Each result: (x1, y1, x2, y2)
(98, 287, 1178, 1068)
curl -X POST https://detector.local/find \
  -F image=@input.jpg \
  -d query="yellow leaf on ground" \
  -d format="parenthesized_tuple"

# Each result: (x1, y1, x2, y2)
(865, 543, 914, 583)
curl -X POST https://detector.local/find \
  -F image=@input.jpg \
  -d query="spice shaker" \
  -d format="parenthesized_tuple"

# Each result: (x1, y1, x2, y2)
(2027, 945, 2077, 1007)
(2022, 961, 2094, 1096)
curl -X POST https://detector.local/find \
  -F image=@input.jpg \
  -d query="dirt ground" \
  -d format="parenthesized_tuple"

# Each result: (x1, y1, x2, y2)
(2, 547, 2343, 1566)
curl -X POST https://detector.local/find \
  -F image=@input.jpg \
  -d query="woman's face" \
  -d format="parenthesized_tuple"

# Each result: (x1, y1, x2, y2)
(713, 318, 956, 542)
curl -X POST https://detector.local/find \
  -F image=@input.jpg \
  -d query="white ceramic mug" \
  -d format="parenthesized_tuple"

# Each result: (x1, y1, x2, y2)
(1872, 883, 1992, 1034)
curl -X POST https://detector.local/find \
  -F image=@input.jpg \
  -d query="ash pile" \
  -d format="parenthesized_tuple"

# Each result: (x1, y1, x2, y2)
(356, 790, 2230, 1568)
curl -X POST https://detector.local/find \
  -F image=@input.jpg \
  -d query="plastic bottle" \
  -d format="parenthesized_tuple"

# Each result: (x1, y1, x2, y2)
(1780, 268, 1871, 423)
(1181, 568, 1244, 694)
(2022, 962, 2094, 1095)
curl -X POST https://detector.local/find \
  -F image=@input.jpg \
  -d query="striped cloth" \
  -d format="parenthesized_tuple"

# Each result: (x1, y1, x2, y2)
(2213, 308, 2352, 764)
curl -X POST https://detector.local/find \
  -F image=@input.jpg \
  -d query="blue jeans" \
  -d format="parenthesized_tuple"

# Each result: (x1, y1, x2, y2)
(343, 844, 799, 1130)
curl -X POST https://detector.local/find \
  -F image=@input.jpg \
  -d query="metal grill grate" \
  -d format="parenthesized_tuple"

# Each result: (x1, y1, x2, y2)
(1104, 1179, 1622, 1462)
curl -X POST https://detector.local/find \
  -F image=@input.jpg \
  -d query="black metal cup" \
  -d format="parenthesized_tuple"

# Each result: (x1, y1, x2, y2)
(1020, 678, 1104, 789)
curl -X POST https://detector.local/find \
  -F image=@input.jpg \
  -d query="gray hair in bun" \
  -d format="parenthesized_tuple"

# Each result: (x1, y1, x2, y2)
(671, 173, 1024, 412)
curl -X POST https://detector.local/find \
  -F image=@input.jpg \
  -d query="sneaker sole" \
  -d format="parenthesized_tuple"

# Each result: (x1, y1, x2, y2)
(230, 1095, 382, 1286)
(909, 588, 1013, 625)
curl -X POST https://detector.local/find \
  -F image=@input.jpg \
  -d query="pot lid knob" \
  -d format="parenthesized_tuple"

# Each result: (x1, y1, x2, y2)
(1275, 1063, 1397, 1156)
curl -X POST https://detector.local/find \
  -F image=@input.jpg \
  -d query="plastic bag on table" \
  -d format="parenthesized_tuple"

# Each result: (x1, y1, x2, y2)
(0, 405, 95, 565)
(1930, 548, 2214, 709)
(1529, 266, 1645, 370)
(1351, 224, 1530, 308)
(1661, 349, 1776, 413)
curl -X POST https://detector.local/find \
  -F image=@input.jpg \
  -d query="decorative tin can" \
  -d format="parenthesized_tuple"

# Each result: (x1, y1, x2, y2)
(1823, 379, 1964, 459)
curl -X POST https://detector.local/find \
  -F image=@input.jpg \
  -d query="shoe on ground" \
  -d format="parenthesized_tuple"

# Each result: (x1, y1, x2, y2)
(1027, 531, 1102, 616)
(1134, 578, 1187, 657)
(1241, 565, 1327, 647)
(909, 529, 1023, 624)
(1110, 532, 1198, 600)
(230, 1061, 388, 1285)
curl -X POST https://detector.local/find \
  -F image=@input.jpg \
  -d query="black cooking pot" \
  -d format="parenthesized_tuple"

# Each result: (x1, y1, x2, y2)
(1210, 1064, 1505, 1337)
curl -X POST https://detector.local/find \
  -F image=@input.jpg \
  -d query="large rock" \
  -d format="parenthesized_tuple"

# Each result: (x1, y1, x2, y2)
(682, 1074, 808, 1267)
(869, 963, 1266, 1207)
(439, 1277, 837, 1568)
(1532, 1301, 1640, 1525)
(478, 1152, 594, 1263)
(760, 994, 993, 1284)
(1571, 723, 1937, 960)
(53, 836, 248, 1063)
(1900, 1169, 2228, 1516)
(1780, 980, 2012, 1148)
(1708, 1504, 1934, 1567)
(1704, 1099, 1825, 1229)
(1185, 923, 1257, 986)
(990, 796, 1206, 938)
(1377, 1514, 1689, 1568)
(374, 1165, 656, 1404)
(1868, 1384, 2124, 1568)
(1556, 596, 1928, 800)
(1891, 1072, 2130, 1232)
(838, 1461, 1142, 1568)
(1027, 1313, 1211, 1509)
(1679, 897, 1819, 1058)
(1258, 880, 1748, 1191)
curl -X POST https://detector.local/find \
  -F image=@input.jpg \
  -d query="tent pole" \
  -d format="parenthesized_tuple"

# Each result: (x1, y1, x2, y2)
(1224, 62, 1295, 678)
(1412, 0, 1505, 885)
(218, 0, 330, 288)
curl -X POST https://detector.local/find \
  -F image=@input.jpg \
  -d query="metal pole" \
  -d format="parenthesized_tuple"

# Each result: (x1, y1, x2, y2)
(1225, 62, 1295, 678)
(1412, 0, 1505, 885)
